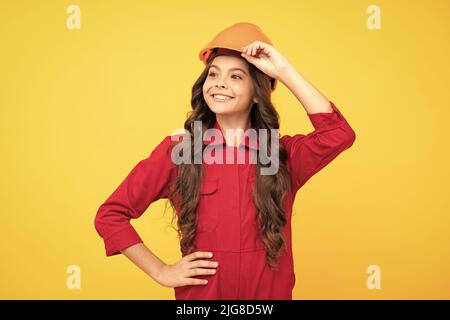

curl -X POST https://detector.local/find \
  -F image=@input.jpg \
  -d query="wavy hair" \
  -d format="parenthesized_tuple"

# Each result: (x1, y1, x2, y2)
(166, 48, 291, 269)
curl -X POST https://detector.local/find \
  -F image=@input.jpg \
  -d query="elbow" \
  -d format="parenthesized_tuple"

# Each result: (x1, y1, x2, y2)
(94, 205, 106, 238)
(345, 125, 356, 148)
(340, 124, 356, 150)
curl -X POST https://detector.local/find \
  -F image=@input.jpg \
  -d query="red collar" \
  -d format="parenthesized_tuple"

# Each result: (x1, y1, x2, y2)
(203, 119, 260, 150)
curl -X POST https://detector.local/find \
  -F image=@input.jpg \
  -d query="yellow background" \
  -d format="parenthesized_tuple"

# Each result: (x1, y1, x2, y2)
(1, 0, 449, 299)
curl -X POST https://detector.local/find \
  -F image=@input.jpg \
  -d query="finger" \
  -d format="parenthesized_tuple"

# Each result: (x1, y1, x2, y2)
(187, 268, 217, 277)
(256, 44, 265, 56)
(189, 260, 219, 269)
(257, 43, 269, 55)
(241, 54, 257, 65)
(248, 44, 254, 56)
(242, 53, 256, 63)
(255, 41, 265, 54)
(248, 44, 255, 55)
(263, 46, 272, 56)
(184, 251, 213, 262)
(254, 41, 267, 52)
(256, 44, 262, 56)
(186, 278, 209, 286)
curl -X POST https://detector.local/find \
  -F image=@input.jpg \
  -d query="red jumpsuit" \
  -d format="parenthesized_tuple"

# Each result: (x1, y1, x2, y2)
(94, 101, 356, 299)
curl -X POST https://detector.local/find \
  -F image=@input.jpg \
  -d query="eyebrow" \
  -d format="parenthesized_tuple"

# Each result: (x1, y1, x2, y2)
(210, 64, 248, 76)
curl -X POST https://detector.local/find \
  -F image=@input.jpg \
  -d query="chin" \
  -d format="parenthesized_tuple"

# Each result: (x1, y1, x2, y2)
(209, 108, 234, 116)
(207, 103, 236, 115)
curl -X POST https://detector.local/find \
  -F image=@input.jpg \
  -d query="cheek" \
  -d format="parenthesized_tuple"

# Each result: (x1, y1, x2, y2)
(202, 82, 208, 95)
(233, 80, 252, 95)
(233, 86, 253, 103)
(203, 80, 215, 95)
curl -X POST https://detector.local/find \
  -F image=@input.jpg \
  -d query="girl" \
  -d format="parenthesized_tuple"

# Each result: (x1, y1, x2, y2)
(94, 22, 356, 300)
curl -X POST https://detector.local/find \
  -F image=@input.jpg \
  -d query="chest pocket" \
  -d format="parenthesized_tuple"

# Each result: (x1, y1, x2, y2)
(196, 179, 219, 232)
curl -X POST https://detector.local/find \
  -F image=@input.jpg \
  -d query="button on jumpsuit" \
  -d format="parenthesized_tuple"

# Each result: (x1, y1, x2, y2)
(94, 101, 356, 300)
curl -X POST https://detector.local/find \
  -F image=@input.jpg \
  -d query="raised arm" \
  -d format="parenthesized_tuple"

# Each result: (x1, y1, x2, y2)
(241, 41, 356, 193)
(277, 51, 355, 193)
(281, 101, 356, 193)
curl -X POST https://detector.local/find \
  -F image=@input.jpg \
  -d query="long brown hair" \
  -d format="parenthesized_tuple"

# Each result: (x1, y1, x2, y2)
(166, 49, 291, 269)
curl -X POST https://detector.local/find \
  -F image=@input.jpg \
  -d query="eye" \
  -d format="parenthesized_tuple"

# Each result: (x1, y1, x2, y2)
(208, 71, 217, 77)
(231, 74, 242, 80)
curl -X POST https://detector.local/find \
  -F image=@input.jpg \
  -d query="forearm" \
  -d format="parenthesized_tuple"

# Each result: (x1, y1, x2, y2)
(121, 243, 166, 282)
(278, 64, 332, 114)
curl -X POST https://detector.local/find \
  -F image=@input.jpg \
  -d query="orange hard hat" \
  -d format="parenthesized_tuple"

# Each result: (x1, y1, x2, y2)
(199, 22, 278, 91)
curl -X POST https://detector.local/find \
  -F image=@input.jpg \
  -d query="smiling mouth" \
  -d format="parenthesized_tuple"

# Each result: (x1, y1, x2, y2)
(211, 94, 234, 102)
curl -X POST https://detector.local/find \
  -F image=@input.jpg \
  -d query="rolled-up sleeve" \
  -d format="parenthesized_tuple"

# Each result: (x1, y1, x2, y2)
(94, 135, 177, 256)
(281, 101, 356, 194)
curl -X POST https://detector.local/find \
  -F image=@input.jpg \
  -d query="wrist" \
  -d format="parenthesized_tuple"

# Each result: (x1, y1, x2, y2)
(278, 65, 299, 88)
(277, 64, 298, 86)
(152, 262, 167, 282)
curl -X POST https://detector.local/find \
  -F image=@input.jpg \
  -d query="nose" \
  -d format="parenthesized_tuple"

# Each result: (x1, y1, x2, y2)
(214, 76, 228, 89)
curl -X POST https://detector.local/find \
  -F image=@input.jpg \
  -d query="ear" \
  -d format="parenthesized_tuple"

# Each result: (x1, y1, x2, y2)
(253, 97, 259, 104)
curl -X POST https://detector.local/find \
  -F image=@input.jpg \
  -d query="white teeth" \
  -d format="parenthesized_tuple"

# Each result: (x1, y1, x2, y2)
(212, 94, 233, 101)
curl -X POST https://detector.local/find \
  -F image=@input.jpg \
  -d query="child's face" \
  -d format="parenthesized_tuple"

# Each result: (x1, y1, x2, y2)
(202, 55, 256, 117)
